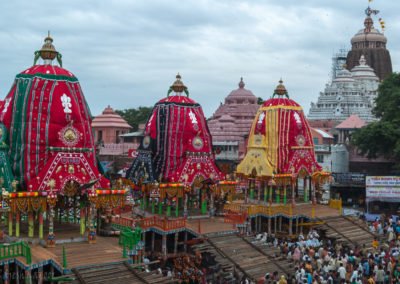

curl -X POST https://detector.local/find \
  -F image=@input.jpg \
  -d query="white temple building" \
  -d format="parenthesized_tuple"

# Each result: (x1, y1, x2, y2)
(308, 55, 379, 122)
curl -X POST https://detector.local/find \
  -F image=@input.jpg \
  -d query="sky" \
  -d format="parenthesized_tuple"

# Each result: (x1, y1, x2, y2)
(0, 0, 398, 118)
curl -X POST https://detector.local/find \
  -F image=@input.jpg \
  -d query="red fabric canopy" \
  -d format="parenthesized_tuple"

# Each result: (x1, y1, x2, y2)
(0, 64, 109, 190)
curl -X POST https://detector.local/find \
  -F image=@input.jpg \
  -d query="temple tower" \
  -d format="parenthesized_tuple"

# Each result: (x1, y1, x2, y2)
(346, 6, 392, 81)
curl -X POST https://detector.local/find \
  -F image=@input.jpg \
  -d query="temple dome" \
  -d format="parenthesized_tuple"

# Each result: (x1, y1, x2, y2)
(332, 69, 355, 83)
(350, 55, 379, 81)
(351, 27, 387, 46)
(225, 78, 257, 104)
(92, 106, 132, 129)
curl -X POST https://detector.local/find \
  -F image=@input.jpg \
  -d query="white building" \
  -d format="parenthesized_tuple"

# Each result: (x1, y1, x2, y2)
(308, 55, 380, 122)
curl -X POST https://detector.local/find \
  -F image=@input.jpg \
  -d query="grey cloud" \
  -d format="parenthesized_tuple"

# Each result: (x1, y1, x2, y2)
(0, 0, 398, 117)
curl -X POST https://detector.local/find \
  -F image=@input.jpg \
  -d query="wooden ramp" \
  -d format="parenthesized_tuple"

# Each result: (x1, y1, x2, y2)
(192, 238, 237, 283)
(71, 262, 176, 284)
(318, 216, 377, 249)
(206, 234, 291, 282)
(186, 217, 237, 235)
(45, 236, 124, 268)
(242, 236, 295, 276)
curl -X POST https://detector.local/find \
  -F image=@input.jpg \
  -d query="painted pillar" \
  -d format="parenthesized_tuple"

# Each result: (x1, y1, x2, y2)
(16, 265, 20, 284)
(151, 231, 155, 251)
(311, 181, 316, 219)
(8, 212, 12, 237)
(66, 202, 70, 224)
(183, 194, 188, 218)
(274, 217, 277, 234)
(37, 266, 43, 284)
(49, 266, 54, 283)
(289, 218, 293, 235)
(80, 207, 86, 236)
(201, 190, 207, 215)
(39, 211, 44, 239)
(291, 183, 296, 206)
(158, 201, 163, 215)
(254, 216, 258, 233)
(3, 263, 9, 284)
(184, 231, 188, 252)
(89, 202, 97, 244)
(303, 178, 308, 202)
(24, 269, 32, 284)
(267, 218, 271, 234)
(151, 199, 155, 214)
(283, 186, 287, 205)
(47, 206, 56, 247)
(73, 198, 77, 224)
(279, 217, 282, 232)
(166, 202, 171, 217)
(162, 234, 167, 257)
(249, 179, 255, 200)
(276, 187, 280, 204)
(209, 191, 214, 217)
(174, 232, 179, 254)
(268, 186, 273, 206)
(264, 182, 268, 203)
(28, 211, 34, 238)
(257, 181, 261, 203)
(15, 211, 20, 238)
(295, 217, 299, 234)
(175, 198, 179, 217)
(300, 218, 303, 234)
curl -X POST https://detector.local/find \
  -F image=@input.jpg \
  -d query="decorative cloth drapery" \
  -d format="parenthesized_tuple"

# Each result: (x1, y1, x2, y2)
(237, 80, 323, 179)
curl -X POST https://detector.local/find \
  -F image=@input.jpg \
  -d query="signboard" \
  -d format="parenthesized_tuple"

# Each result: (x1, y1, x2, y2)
(332, 173, 365, 185)
(128, 149, 137, 158)
(366, 176, 400, 187)
(366, 176, 400, 199)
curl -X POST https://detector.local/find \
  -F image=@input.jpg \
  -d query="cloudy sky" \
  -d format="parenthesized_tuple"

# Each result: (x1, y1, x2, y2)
(0, 0, 398, 118)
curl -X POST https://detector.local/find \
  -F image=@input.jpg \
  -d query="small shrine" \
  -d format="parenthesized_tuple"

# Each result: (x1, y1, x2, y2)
(126, 74, 235, 217)
(0, 35, 125, 246)
(237, 80, 330, 210)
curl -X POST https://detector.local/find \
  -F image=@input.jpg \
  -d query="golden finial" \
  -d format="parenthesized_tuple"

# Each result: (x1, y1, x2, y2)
(34, 32, 63, 67)
(273, 79, 289, 98)
(167, 73, 189, 97)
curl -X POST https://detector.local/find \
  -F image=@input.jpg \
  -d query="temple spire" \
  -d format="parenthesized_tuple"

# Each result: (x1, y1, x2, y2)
(238, 77, 245, 89)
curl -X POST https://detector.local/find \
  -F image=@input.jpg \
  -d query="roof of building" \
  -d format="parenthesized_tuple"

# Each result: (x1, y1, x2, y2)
(119, 131, 144, 137)
(335, 114, 367, 129)
(208, 78, 259, 146)
(225, 78, 258, 104)
(312, 128, 334, 139)
(92, 106, 132, 129)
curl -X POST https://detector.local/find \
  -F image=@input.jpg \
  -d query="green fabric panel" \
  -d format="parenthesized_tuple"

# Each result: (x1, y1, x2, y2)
(16, 73, 78, 82)
(0, 150, 15, 192)
(10, 78, 31, 185)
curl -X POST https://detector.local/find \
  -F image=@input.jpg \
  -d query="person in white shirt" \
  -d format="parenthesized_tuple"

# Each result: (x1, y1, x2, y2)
(337, 263, 346, 281)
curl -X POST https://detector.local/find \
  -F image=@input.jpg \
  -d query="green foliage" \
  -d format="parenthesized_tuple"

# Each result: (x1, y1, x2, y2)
(115, 107, 153, 131)
(352, 73, 400, 161)
(257, 97, 264, 105)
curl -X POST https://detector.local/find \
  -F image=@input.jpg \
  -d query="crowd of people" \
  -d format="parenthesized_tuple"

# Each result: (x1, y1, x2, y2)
(249, 215, 400, 284)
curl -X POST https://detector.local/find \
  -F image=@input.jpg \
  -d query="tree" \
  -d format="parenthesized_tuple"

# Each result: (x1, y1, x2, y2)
(115, 106, 153, 131)
(257, 97, 264, 105)
(352, 73, 400, 161)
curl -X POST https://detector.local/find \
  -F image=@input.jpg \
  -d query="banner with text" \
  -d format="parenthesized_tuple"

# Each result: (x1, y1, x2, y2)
(366, 176, 400, 200)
